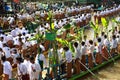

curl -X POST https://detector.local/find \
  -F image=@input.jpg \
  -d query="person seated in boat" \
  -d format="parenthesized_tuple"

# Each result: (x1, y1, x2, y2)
(63, 46, 72, 79)
(110, 35, 118, 56)
(73, 42, 81, 74)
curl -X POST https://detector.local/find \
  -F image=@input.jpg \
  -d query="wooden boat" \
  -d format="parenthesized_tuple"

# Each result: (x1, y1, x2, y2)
(69, 54, 120, 80)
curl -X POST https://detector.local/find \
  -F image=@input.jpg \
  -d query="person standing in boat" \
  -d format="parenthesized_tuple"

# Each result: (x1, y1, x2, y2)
(81, 41, 87, 71)
(103, 35, 110, 60)
(73, 42, 81, 74)
(96, 38, 103, 64)
(87, 40, 95, 68)
(63, 46, 72, 79)
(110, 35, 118, 56)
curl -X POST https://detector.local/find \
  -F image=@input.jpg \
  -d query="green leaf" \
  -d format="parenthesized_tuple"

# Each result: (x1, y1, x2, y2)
(56, 38, 68, 46)
(51, 23, 54, 30)
(64, 23, 71, 30)
(101, 17, 108, 27)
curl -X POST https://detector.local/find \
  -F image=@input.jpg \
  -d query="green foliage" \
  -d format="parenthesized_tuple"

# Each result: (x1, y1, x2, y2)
(90, 21, 99, 38)
(101, 17, 109, 28)
(56, 38, 69, 46)
(112, 18, 120, 24)
(64, 23, 71, 30)
(74, 27, 84, 42)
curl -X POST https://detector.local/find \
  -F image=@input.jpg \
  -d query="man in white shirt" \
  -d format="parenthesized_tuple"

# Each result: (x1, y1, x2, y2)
(63, 46, 72, 78)
(35, 48, 47, 70)
(16, 57, 30, 80)
(1, 56, 12, 80)
(73, 42, 81, 74)
(110, 35, 118, 56)
(2, 43, 11, 59)
(103, 35, 110, 60)
(81, 41, 87, 71)
(29, 56, 42, 80)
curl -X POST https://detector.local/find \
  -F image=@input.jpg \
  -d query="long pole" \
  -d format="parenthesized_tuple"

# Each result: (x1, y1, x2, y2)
(79, 61, 99, 79)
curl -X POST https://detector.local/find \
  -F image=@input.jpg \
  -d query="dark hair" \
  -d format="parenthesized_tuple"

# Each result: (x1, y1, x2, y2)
(101, 32, 105, 36)
(1, 56, 6, 62)
(89, 40, 93, 45)
(63, 46, 69, 51)
(104, 35, 107, 39)
(117, 35, 119, 38)
(16, 57, 23, 63)
(97, 38, 101, 42)
(30, 56, 34, 61)
(81, 41, 85, 46)
(74, 42, 78, 48)
(112, 35, 116, 40)
(25, 54, 30, 58)
(39, 48, 42, 53)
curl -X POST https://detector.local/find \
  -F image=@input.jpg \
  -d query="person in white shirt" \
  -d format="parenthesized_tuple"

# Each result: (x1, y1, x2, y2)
(81, 41, 87, 71)
(29, 56, 42, 80)
(2, 44, 11, 59)
(11, 49, 20, 64)
(63, 46, 72, 78)
(1, 55, 12, 80)
(96, 38, 103, 64)
(88, 40, 95, 66)
(16, 57, 30, 80)
(35, 48, 47, 69)
(23, 55, 31, 75)
(110, 35, 118, 56)
(103, 35, 110, 60)
(73, 42, 81, 74)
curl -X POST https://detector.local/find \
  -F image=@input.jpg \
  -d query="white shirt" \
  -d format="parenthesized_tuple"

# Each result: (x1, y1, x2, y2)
(97, 42, 102, 54)
(117, 37, 120, 44)
(81, 46, 87, 55)
(39, 44, 45, 51)
(0, 41, 3, 48)
(74, 46, 81, 59)
(65, 50, 72, 63)
(3, 61, 12, 79)
(111, 39, 117, 48)
(29, 63, 41, 80)
(57, 48, 63, 61)
(88, 45, 94, 53)
(17, 63, 28, 75)
(2, 47, 11, 58)
(11, 53, 20, 64)
(104, 38, 110, 47)
(35, 54, 47, 67)
(23, 60, 31, 74)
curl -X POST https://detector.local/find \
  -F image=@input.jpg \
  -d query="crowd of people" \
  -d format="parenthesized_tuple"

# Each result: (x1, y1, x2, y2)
(0, 1, 120, 80)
